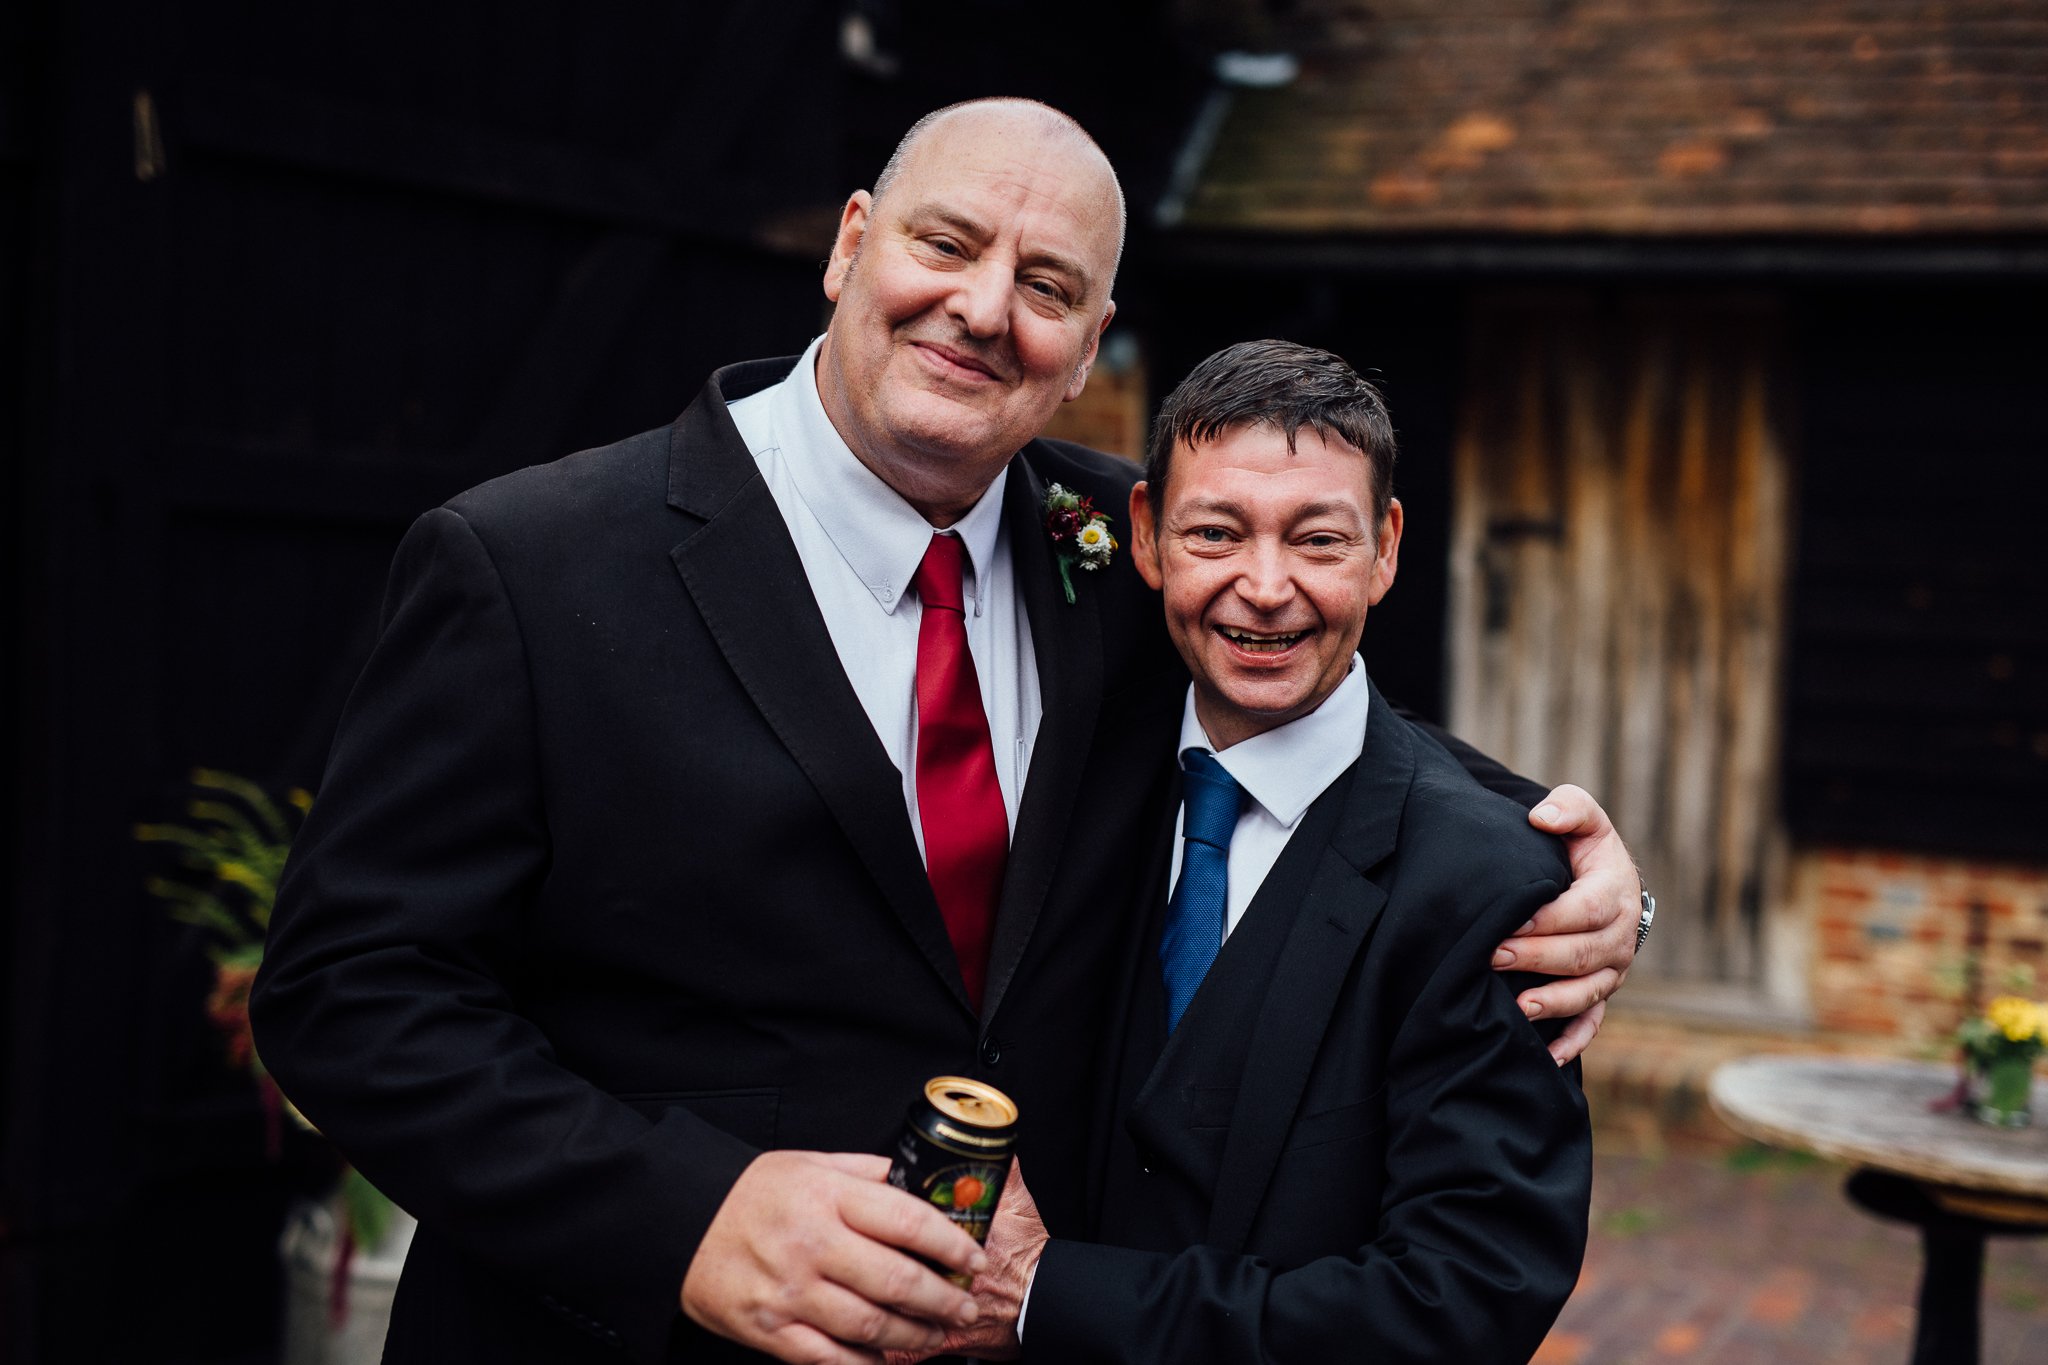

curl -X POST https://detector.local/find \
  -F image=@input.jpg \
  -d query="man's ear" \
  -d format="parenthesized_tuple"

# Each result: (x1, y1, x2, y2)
(1367, 498, 1404, 605)
(1128, 479, 1164, 591)
(1063, 301, 1117, 403)
(822, 191, 872, 304)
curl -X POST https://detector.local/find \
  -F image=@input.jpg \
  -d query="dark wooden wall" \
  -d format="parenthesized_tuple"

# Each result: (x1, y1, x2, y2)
(1786, 282, 2048, 861)
(1, 4, 1190, 1361)
(5, 5, 836, 1358)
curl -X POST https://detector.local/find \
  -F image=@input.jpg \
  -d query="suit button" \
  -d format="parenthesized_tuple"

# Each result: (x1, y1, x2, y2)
(980, 1037, 1002, 1066)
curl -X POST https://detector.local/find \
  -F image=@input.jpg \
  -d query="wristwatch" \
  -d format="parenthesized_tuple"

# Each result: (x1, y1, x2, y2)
(1635, 890, 1657, 952)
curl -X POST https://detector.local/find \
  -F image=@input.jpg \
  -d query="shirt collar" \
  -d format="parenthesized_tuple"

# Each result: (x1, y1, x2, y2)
(767, 335, 1009, 617)
(1177, 655, 1371, 829)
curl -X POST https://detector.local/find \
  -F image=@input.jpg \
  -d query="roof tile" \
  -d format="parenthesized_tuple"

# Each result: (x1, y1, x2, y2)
(1176, 0, 2048, 234)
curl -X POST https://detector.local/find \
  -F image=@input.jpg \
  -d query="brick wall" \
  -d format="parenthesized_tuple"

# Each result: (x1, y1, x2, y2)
(1038, 333, 1148, 463)
(1801, 847, 2048, 1050)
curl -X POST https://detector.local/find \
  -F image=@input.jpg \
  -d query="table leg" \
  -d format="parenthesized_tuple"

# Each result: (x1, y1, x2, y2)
(1846, 1169, 1995, 1365)
(1911, 1222, 1984, 1365)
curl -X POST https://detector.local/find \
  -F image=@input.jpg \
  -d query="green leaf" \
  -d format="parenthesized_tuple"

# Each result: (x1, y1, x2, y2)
(342, 1167, 396, 1250)
(1723, 1141, 1777, 1173)
(136, 823, 238, 863)
(185, 799, 270, 854)
(193, 768, 295, 841)
(1598, 1205, 1665, 1238)
(148, 880, 255, 944)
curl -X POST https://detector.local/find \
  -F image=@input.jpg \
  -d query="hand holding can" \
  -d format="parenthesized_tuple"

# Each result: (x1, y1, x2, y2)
(886, 1076, 1019, 1284)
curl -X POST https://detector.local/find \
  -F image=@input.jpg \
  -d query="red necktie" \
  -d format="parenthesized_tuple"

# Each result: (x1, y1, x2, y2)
(913, 533, 1007, 1013)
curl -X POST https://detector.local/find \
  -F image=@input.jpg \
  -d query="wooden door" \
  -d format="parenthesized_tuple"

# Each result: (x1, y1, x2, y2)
(1447, 291, 1795, 1000)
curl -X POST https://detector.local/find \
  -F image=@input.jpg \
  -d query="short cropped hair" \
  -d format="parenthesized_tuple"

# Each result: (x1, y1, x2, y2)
(1145, 340, 1397, 529)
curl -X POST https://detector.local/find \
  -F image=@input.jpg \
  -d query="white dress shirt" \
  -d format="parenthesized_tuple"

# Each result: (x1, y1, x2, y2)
(724, 336, 1042, 853)
(1170, 654, 1371, 938)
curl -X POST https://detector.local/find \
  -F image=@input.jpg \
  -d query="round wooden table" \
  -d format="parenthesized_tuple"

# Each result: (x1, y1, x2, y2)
(1710, 1055, 2048, 1365)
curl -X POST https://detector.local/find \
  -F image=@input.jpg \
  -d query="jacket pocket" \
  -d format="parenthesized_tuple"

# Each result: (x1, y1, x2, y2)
(615, 1087, 781, 1149)
(1181, 1084, 1238, 1131)
(1285, 1093, 1384, 1151)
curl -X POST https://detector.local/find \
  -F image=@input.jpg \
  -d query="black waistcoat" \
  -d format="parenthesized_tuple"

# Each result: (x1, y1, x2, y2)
(1095, 763, 1358, 1253)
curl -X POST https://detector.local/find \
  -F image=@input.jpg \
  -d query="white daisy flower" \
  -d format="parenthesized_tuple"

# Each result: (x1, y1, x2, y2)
(1077, 518, 1116, 568)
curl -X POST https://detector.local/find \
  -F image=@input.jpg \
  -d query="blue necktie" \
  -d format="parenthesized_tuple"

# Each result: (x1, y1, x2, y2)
(1160, 749, 1243, 1033)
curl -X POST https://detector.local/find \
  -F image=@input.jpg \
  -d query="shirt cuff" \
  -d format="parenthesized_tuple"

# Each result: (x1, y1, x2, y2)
(1016, 1259, 1038, 1340)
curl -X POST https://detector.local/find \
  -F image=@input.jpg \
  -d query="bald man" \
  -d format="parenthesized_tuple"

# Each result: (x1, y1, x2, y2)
(252, 100, 1643, 1365)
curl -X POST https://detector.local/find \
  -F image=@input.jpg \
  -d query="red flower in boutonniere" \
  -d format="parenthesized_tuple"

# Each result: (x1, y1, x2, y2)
(1042, 483, 1118, 605)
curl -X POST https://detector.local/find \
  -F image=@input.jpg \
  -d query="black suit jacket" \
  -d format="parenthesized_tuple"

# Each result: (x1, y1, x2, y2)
(1026, 685, 1592, 1364)
(250, 358, 1186, 1363)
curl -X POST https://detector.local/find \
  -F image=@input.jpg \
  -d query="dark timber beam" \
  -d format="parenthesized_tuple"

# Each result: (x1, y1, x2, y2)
(1160, 233, 2048, 280)
(172, 80, 798, 252)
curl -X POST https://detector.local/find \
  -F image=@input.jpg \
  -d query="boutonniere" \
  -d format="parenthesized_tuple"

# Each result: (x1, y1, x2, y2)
(1042, 483, 1118, 605)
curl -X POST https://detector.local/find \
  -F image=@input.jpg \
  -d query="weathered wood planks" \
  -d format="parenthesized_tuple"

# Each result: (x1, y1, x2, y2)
(1449, 290, 1793, 991)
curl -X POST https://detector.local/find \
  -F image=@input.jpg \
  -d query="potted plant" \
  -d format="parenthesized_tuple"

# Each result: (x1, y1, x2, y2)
(138, 769, 413, 1364)
(1956, 992, 2048, 1128)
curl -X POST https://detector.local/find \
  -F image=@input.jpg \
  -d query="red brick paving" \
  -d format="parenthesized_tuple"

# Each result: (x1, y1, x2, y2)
(1545, 1151, 2048, 1364)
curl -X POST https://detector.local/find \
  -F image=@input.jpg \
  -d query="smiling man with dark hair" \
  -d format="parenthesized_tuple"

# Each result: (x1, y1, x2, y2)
(934, 340, 1592, 1365)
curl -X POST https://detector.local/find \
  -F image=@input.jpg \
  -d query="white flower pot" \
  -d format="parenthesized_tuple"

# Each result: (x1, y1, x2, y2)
(279, 1199, 417, 1365)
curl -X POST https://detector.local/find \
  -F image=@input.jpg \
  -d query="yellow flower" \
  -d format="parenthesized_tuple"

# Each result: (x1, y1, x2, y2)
(1986, 995, 2043, 1044)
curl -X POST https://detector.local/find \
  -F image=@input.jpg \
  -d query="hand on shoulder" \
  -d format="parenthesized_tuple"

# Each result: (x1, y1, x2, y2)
(1498, 783, 1643, 1065)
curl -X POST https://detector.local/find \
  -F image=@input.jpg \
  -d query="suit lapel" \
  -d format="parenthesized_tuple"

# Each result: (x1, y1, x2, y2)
(979, 452, 1103, 1024)
(1087, 776, 1181, 1228)
(1204, 685, 1417, 1253)
(665, 361, 969, 1015)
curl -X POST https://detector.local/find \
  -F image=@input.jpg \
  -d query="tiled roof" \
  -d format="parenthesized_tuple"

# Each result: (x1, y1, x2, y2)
(1170, 0, 2048, 236)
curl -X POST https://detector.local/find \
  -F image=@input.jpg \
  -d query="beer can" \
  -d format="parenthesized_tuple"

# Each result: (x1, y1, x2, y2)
(887, 1076, 1019, 1282)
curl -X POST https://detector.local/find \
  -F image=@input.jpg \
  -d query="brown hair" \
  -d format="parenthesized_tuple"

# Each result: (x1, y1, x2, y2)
(1146, 340, 1397, 528)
